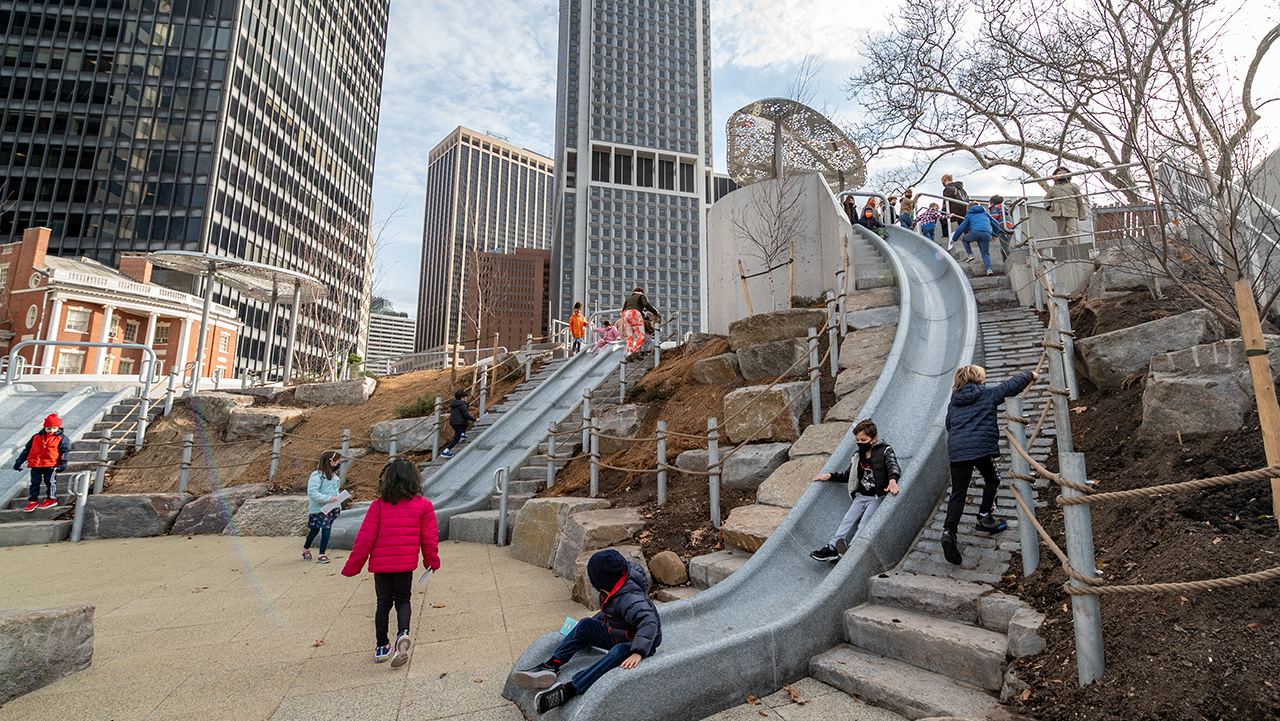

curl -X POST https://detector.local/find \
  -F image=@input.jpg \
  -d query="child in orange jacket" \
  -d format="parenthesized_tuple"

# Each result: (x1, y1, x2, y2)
(13, 414, 69, 512)
(569, 303, 588, 354)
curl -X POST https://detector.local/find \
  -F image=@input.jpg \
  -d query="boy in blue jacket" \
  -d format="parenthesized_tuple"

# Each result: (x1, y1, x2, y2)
(513, 549, 662, 715)
(942, 365, 1037, 566)
(951, 201, 1000, 275)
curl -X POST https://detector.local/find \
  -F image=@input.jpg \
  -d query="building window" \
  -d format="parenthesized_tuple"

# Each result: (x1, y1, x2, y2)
(155, 324, 170, 345)
(0, 264, 8, 289)
(56, 351, 85, 374)
(124, 320, 139, 343)
(107, 315, 121, 339)
(658, 160, 675, 190)
(25, 305, 38, 328)
(119, 358, 135, 376)
(591, 150, 611, 182)
(218, 333, 230, 353)
(65, 309, 91, 333)
(680, 162, 695, 193)
(103, 355, 115, 374)
(614, 153, 633, 185)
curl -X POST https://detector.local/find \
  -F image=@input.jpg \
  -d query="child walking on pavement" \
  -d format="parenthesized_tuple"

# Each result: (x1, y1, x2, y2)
(810, 419, 901, 562)
(513, 549, 662, 715)
(303, 450, 344, 563)
(942, 365, 1038, 566)
(341, 459, 440, 667)
(440, 389, 476, 458)
(14, 414, 69, 512)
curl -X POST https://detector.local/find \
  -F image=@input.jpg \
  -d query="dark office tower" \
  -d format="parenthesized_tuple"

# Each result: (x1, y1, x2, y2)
(550, 0, 713, 340)
(0, 1, 390, 378)
(417, 126, 555, 354)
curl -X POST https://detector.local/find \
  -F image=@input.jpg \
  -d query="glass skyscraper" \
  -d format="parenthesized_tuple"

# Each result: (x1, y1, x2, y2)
(0, 0, 389, 378)
(551, 0, 713, 339)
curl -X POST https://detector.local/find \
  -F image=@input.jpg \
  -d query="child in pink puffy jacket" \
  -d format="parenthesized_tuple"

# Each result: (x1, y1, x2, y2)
(589, 320, 621, 353)
(342, 459, 441, 667)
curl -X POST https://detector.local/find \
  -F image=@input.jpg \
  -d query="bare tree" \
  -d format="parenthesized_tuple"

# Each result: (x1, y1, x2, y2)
(732, 176, 808, 311)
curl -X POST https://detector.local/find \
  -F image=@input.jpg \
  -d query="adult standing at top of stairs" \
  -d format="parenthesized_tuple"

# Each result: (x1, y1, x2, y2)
(941, 174, 969, 240)
(620, 287, 660, 362)
(1043, 166, 1089, 244)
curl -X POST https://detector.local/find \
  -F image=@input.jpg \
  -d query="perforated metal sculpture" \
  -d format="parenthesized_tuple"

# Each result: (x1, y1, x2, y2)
(727, 98, 866, 192)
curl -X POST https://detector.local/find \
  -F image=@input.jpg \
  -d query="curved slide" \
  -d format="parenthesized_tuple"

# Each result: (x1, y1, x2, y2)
(330, 343, 627, 549)
(504, 224, 979, 720)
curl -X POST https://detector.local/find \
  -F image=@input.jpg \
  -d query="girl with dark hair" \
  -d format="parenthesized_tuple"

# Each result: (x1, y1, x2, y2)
(303, 450, 344, 563)
(341, 460, 441, 667)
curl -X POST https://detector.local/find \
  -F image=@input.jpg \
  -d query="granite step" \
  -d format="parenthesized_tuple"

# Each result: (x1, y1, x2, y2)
(0, 520, 72, 546)
(843, 604, 1007, 691)
(810, 644, 999, 720)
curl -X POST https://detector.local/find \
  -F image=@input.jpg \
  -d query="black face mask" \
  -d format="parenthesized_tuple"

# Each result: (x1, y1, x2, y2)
(857, 442, 873, 455)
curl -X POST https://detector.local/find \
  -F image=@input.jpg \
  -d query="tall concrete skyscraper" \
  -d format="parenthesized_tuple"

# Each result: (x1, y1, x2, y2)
(551, 0, 713, 339)
(417, 126, 554, 353)
(0, 1, 390, 378)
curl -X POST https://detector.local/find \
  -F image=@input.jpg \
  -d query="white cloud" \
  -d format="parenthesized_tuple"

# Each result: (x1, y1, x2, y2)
(712, 0, 887, 70)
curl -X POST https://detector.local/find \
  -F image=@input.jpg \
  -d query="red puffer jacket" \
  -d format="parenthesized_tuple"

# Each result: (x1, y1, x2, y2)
(341, 496, 440, 576)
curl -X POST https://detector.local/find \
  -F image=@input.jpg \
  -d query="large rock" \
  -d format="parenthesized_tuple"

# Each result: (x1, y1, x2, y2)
(81, 495, 168, 539)
(757, 456, 830, 508)
(649, 550, 688, 585)
(1085, 247, 1177, 300)
(169, 483, 270, 535)
(148, 493, 194, 531)
(0, 606, 94, 705)
(449, 509, 517, 545)
(596, 404, 649, 456)
(721, 442, 791, 491)
(723, 381, 809, 444)
(736, 339, 808, 381)
(835, 359, 885, 398)
(686, 333, 723, 350)
(728, 308, 828, 351)
(845, 306, 900, 330)
(226, 407, 305, 441)
(1076, 309, 1224, 388)
(689, 548, 751, 589)
(1142, 337, 1280, 436)
(692, 353, 741, 385)
(227, 496, 310, 537)
(552, 508, 646, 580)
(840, 327, 897, 369)
(571, 545, 649, 609)
(790, 422, 851, 457)
(508, 497, 612, 568)
(294, 377, 377, 406)
(675, 448, 709, 475)
(187, 393, 253, 425)
(826, 383, 876, 422)
(720, 504, 790, 553)
(845, 288, 897, 312)
(370, 417, 439, 454)
(1007, 608, 1047, 657)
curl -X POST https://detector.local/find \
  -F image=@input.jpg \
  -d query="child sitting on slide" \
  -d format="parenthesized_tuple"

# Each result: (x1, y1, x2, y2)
(810, 419, 901, 562)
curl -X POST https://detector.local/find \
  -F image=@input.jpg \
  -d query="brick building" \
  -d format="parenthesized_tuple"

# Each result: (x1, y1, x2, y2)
(464, 247, 551, 354)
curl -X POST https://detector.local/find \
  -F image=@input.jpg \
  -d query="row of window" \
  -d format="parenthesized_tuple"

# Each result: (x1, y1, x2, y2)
(1, 175, 206, 206)
(589, 149, 694, 191)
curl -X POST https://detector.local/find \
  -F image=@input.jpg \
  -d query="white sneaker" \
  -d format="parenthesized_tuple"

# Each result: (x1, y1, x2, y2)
(390, 632, 411, 668)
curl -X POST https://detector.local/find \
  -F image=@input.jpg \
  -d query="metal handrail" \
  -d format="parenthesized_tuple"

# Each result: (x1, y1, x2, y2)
(494, 466, 510, 547)
(69, 471, 93, 543)
(5, 340, 157, 397)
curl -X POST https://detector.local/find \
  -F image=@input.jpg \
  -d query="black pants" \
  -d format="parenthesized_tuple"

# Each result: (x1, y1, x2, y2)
(28, 467, 56, 502)
(374, 571, 413, 647)
(303, 526, 330, 554)
(944, 456, 1001, 534)
(443, 422, 468, 452)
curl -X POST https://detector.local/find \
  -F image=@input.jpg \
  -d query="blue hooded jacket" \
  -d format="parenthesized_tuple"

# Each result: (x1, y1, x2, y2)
(945, 371, 1035, 462)
(951, 204, 999, 241)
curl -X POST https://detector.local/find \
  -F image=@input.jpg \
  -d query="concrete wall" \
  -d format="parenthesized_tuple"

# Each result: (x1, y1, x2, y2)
(706, 173, 853, 334)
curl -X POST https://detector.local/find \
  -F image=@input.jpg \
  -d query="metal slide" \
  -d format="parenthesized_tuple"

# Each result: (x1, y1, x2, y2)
(329, 343, 628, 549)
(504, 224, 979, 720)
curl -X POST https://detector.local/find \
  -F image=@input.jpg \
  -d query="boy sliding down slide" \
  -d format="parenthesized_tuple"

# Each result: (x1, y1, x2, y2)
(810, 419, 901, 562)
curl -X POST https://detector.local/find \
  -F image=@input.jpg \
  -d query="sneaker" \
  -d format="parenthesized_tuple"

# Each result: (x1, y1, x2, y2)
(302, 549, 312, 561)
(317, 554, 330, 564)
(985, 268, 994, 276)
(976, 514, 1008, 533)
(941, 530, 962, 565)
(513, 661, 560, 690)
(810, 546, 839, 562)
(440, 450, 454, 458)
(535, 681, 577, 714)
(37, 499, 56, 509)
(965, 255, 975, 263)
(22, 501, 38, 513)
(835, 538, 849, 559)
(374, 644, 391, 663)
(390, 631, 411, 668)
(459, 433, 470, 440)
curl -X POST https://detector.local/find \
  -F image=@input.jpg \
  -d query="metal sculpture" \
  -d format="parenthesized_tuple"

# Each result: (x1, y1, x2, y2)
(727, 98, 866, 192)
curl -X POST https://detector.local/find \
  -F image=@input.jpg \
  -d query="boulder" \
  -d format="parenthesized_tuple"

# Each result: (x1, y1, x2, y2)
(686, 333, 723, 350)
(227, 496, 310, 537)
(294, 377, 377, 406)
(692, 353, 741, 385)
(840, 327, 897, 369)
(826, 383, 876, 422)
(728, 308, 828, 351)
(0, 606, 94, 705)
(655, 587, 700, 603)
(845, 288, 897, 312)
(1007, 608, 1047, 657)
(1075, 309, 1224, 388)
(649, 550, 688, 585)
(169, 483, 270, 535)
(508, 497, 612, 568)
(675, 448, 709, 475)
(80, 495, 167, 539)
(1085, 247, 1176, 300)
(226, 408, 305, 441)
(552, 508, 646, 580)
(978, 593, 1027, 633)
(449, 509, 517, 545)
(236, 386, 285, 402)
(370, 417, 439, 454)
(845, 306, 900, 330)
(756, 456, 830, 508)
(723, 381, 809, 444)
(148, 493, 194, 532)
(571, 545, 649, 609)
(596, 404, 649, 456)
(736, 339, 808, 381)
(790, 422, 851, 457)
(1142, 337, 1280, 436)
(187, 393, 253, 425)
(689, 548, 751, 589)
(835, 359, 885, 398)
(720, 504, 790, 553)
(721, 442, 791, 491)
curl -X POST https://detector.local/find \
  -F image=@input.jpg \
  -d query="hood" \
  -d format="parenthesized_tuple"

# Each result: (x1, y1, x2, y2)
(588, 549, 629, 592)
(450, 398, 468, 408)
(965, 205, 988, 217)
(946, 180, 965, 190)
(951, 383, 985, 407)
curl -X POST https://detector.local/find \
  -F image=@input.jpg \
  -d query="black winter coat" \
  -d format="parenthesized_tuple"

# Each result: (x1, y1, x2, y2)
(449, 398, 476, 427)
(826, 440, 900, 497)
(945, 371, 1034, 462)
(943, 181, 969, 219)
(595, 560, 662, 657)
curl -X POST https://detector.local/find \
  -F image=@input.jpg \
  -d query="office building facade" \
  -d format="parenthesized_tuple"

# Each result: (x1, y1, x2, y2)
(417, 126, 554, 353)
(550, 0, 713, 340)
(463, 246, 549, 355)
(0, 0, 390, 380)
(366, 296, 414, 365)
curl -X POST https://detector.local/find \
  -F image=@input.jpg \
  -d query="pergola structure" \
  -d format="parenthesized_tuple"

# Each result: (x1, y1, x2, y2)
(727, 98, 866, 192)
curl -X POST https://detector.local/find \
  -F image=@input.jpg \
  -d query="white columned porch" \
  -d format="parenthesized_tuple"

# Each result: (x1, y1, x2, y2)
(92, 305, 116, 374)
(40, 296, 64, 372)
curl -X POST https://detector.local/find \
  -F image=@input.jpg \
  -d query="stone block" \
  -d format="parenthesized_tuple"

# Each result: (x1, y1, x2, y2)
(236, 386, 284, 402)
(790, 422, 851, 457)
(686, 333, 723, 350)
(845, 288, 898, 312)
(449, 510, 517, 545)
(655, 586, 700, 603)
(728, 308, 828, 350)
(675, 448, 708, 475)
(735, 339, 807, 381)
(649, 550, 688, 586)
(225, 408, 305, 441)
(1076, 309, 1224, 388)
(723, 381, 808, 444)
(1007, 608, 1047, 657)
(688, 548, 751, 589)
(825, 383, 876, 422)
(811, 645, 999, 721)
(147, 493, 194, 531)
(845, 306, 900, 330)
(508, 497, 612, 568)
(0, 606, 94, 705)
(169, 483, 270, 535)
(0, 520, 70, 546)
(870, 572, 994, 624)
(1142, 337, 1280, 436)
(691, 353, 741, 385)
(978, 592, 1026, 633)
(571, 545, 648, 609)
(80, 495, 165, 540)
(552, 508, 646, 580)
(1086, 247, 1177, 300)
(294, 377, 377, 406)
(839, 326, 897, 369)
(227, 496, 310, 537)
(596, 404, 649, 456)
(370, 416, 439, 453)
(720, 504, 789, 553)
(187, 393, 253, 425)
(844, 605, 1008, 691)
(721, 442, 791, 491)
(835, 359, 885, 397)
(756, 456, 829, 508)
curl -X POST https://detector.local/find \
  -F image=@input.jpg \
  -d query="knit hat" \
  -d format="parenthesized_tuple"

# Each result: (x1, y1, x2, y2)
(43, 414, 61, 429)
(587, 549, 628, 592)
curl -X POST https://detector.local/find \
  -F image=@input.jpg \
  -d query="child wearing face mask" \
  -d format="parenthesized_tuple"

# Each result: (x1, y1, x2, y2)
(809, 419, 901, 562)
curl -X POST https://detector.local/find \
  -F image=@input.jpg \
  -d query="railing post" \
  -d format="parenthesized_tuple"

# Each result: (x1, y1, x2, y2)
(70, 472, 90, 543)
(479, 369, 488, 416)
(340, 429, 351, 486)
(619, 361, 628, 403)
(269, 424, 282, 483)
(389, 437, 398, 463)
(1045, 259, 1080, 400)
(496, 467, 510, 547)
(582, 389, 592, 452)
(708, 417, 720, 527)
(1061, 451, 1105, 685)
(213, 368, 221, 391)
(432, 397, 443, 458)
(164, 370, 177, 416)
(1006, 396, 1039, 576)
(1030, 240, 1045, 310)
(179, 433, 193, 492)
(93, 436, 108, 494)
(134, 399, 149, 453)
(653, 340, 661, 368)
(547, 422, 558, 489)
(589, 416, 600, 498)
(656, 420, 667, 506)
(525, 334, 533, 379)
(1047, 326, 1074, 456)
(808, 327, 821, 425)
(827, 300, 839, 378)
(836, 269, 848, 336)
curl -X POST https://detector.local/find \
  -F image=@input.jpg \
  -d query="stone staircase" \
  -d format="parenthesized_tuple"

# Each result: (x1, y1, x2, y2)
(63, 399, 162, 473)
(850, 233, 895, 289)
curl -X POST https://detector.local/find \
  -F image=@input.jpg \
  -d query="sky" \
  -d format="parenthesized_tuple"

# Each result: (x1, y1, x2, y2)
(366, 0, 1280, 319)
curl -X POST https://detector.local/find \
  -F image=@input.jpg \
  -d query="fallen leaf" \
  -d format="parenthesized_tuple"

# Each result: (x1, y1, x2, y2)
(432, 603, 446, 608)
(313, 639, 324, 647)
(758, 712, 768, 718)
(1180, 596, 1189, 605)
(746, 695, 758, 705)
(454, 539, 461, 543)
(644, 513, 653, 518)
(1247, 622, 1262, 628)
(473, 679, 483, 683)
(784, 684, 807, 705)
(1071, 406, 1087, 414)
(439, 672, 448, 679)
(1021, 689, 1031, 700)
(1212, 537, 1221, 545)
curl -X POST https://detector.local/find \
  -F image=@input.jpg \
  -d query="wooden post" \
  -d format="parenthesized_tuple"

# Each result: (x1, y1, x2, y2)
(738, 260, 754, 315)
(1233, 279, 1280, 528)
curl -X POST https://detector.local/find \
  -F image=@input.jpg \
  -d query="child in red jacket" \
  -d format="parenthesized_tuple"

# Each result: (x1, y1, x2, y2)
(342, 459, 441, 667)
(13, 414, 69, 512)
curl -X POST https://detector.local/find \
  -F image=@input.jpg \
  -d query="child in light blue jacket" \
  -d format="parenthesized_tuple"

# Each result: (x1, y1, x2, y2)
(304, 450, 344, 563)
